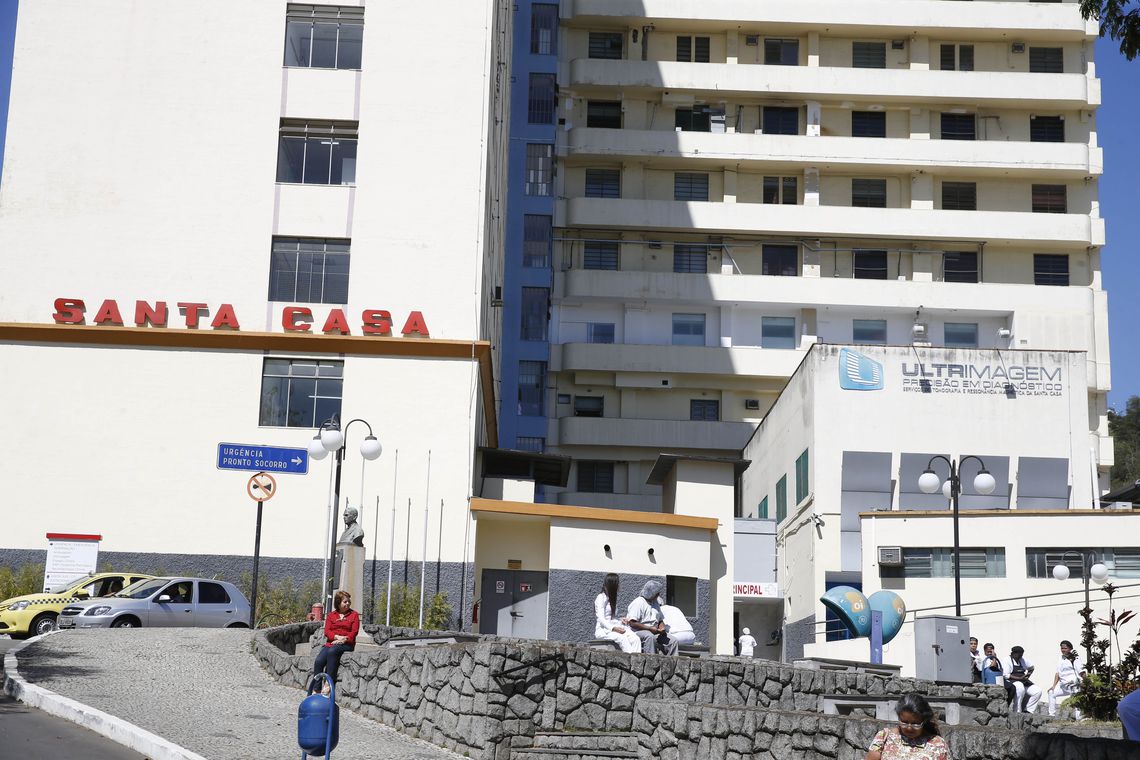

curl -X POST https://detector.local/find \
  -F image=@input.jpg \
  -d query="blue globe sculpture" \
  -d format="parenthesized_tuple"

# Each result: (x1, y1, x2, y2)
(867, 590, 906, 644)
(820, 585, 871, 638)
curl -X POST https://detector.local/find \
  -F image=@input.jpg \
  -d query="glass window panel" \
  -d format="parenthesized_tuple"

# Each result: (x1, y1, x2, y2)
(764, 39, 798, 65)
(277, 137, 306, 183)
(285, 378, 317, 427)
(672, 313, 705, 346)
(259, 376, 289, 426)
(1029, 47, 1063, 73)
(1030, 116, 1064, 143)
(762, 106, 798, 135)
(518, 361, 546, 416)
(588, 32, 623, 60)
(585, 169, 620, 198)
(584, 242, 619, 270)
(587, 323, 615, 343)
(943, 251, 978, 283)
(853, 250, 888, 279)
(944, 322, 979, 348)
(288, 361, 318, 377)
(761, 316, 796, 349)
(530, 5, 558, 55)
(959, 45, 974, 71)
(942, 182, 977, 211)
(852, 111, 886, 137)
(310, 23, 339, 68)
(853, 319, 887, 344)
(762, 245, 797, 276)
(1032, 184, 1067, 213)
(690, 399, 719, 421)
(337, 24, 363, 69)
(520, 287, 549, 341)
(284, 21, 312, 67)
(673, 244, 707, 273)
(524, 144, 553, 196)
(303, 137, 332, 184)
(695, 37, 710, 63)
(782, 177, 797, 204)
(317, 361, 343, 377)
(586, 101, 622, 129)
(574, 396, 604, 417)
(851, 179, 887, 208)
(941, 113, 976, 141)
(295, 253, 322, 302)
(323, 253, 350, 303)
(940, 44, 956, 71)
(523, 214, 552, 268)
(1034, 254, 1069, 286)
(528, 74, 557, 124)
(676, 36, 692, 62)
(330, 139, 356, 185)
(852, 41, 886, 68)
(674, 173, 709, 201)
(268, 250, 298, 301)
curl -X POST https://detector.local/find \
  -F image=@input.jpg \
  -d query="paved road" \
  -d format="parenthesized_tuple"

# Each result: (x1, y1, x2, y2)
(0, 638, 145, 760)
(11, 629, 465, 760)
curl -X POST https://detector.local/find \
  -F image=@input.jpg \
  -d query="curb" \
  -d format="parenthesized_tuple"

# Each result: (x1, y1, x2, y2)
(3, 632, 209, 760)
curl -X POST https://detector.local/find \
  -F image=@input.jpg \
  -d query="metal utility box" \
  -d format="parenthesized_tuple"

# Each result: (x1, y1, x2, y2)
(914, 616, 972, 683)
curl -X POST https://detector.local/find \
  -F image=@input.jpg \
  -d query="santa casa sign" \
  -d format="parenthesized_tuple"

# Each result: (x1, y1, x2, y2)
(51, 298, 430, 337)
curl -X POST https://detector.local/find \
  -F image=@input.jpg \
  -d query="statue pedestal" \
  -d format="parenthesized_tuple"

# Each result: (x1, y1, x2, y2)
(334, 541, 365, 611)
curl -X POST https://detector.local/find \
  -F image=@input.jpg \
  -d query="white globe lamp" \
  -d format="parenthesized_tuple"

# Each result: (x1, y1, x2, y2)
(320, 426, 344, 452)
(1090, 563, 1110, 584)
(918, 469, 942, 495)
(308, 435, 330, 461)
(973, 470, 997, 495)
(360, 435, 383, 461)
(1052, 564, 1071, 582)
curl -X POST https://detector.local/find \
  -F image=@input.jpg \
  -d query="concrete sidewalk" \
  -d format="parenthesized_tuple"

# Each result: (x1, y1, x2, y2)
(6, 629, 465, 760)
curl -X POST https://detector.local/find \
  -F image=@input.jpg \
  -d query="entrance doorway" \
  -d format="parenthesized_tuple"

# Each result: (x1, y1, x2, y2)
(479, 569, 549, 639)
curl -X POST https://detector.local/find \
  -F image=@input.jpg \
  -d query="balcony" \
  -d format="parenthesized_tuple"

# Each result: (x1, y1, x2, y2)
(561, 128, 1102, 179)
(566, 0, 1097, 41)
(553, 491, 662, 511)
(557, 415, 756, 451)
(558, 198, 1105, 247)
(568, 60, 1099, 109)
(554, 341, 806, 380)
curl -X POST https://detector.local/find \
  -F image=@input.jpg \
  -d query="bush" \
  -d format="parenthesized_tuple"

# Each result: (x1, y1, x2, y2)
(0, 563, 44, 600)
(369, 583, 452, 630)
(237, 573, 324, 628)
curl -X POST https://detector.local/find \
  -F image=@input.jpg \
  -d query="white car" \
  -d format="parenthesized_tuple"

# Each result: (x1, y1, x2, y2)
(58, 577, 251, 629)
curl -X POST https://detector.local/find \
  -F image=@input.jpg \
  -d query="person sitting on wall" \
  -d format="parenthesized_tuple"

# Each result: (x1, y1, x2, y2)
(626, 580, 678, 656)
(310, 590, 360, 693)
(978, 642, 1003, 686)
(593, 573, 640, 654)
(1003, 645, 1043, 714)
(658, 601, 695, 647)
(1047, 639, 1086, 719)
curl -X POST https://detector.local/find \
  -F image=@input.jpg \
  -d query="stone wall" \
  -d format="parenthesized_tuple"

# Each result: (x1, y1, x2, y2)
(632, 700, 1137, 760)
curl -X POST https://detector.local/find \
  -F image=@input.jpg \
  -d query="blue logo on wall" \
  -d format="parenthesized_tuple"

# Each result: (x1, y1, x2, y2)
(839, 349, 884, 391)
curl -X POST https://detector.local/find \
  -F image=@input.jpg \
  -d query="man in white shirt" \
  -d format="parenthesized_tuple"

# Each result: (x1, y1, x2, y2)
(659, 603, 695, 646)
(626, 580, 678, 656)
(1003, 645, 1043, 714)
(738, 627, 757, 657)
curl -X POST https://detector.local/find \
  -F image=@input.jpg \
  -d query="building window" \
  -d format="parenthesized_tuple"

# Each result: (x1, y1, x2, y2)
(577, 461, 615, 493)
(1032, 184, 1067, 213)
(259, 358, 343, 428)
(523, 215, 552, 268)
(1026, 547, 1140, 580)
(758, 497, 769, 519)
(884, 548, 1007, 578)
(853, 319, 887, 345)
(530, 4, 558, 56)
(795, 449, 809, 504)
(852, 111, 886, 138)
(674, 172, 710, 201)
(277, 121, 358, 185)
(764, 38, 799, 65)
(588, 31, 623, 60)
(851, 179, 887, 208)
(675, 107, 720, 132)
(268, 238, 350, 304)
(283, 5, 364, 70)
(943, 251, 979, 283)
(672, 313, 706, 346)
(939, 44, 974, 71)
(584, 241, 619, 270)
(762, 244, 798, 276)
(776, 475, 788, 522)
(520, 287, 549, 341)
(762, 106, 798, 135)
(665, 575, 698, 616)
(940, 113, 976, 141)
(524, 144, 554, 196)
(941, 181, 977, 211)
(1029, 47, 1064, 73)
(528, 73, 557, 124)
(1034, 254, 1070, 286)
(1030, 115, 1065, 143)
(587, 322, 615, 343)
(852, 41, 887, 69)
(690, 399, 720, 421)
(586, 100, 622, 129)
(585, 168, 621, 198)
(944, 322, 979, 348)
(516, 436, 546, 452)
(676, 36, 711, 63)
(763, 176, 798, 205)
(573, 396, 604, 417)
(673, 244, 708, 273)
(853, 249, 888, 279)
(518, 361, 546, 416)
(761, 317, 796, 349)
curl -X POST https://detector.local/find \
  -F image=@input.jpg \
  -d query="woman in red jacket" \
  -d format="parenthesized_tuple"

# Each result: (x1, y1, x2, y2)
(312, 590, 360, 691)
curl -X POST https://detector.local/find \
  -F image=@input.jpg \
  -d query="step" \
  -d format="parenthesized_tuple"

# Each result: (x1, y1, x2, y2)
(511, 750, 639, 760)
(533, 731, 639, 753)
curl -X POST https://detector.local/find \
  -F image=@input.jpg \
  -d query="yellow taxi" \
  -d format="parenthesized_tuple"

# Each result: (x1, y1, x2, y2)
(0, 572, 154, 638)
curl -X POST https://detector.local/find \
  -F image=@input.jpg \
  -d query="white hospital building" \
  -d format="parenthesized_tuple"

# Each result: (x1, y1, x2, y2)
(1, 1, 1136, 672)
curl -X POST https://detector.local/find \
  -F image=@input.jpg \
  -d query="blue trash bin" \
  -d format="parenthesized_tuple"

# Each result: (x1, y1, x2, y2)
(298, 675, 339, 759)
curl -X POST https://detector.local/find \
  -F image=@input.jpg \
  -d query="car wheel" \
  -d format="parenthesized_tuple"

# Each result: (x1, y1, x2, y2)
(31, 614, 57, 637)
(111, 617, 139, 629)
(226, 622, 249, 629)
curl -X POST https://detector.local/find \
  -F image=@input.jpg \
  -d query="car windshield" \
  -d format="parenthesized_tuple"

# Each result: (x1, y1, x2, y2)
(113, 578, 168, 599)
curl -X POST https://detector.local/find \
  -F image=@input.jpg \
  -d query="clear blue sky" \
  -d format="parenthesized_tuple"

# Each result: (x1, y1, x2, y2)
(0, 4, 1135, 406)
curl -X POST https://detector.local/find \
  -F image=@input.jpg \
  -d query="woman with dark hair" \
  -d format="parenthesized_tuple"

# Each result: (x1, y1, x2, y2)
(593, 573, 639, 653)
(1047, 639, 1085, 718)
(865, 693, 949, 760)
(311, 589, 360, 692)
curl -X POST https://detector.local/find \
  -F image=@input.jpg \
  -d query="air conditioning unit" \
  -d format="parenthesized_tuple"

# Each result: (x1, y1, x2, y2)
(891, 40, 905, 50)
(745, 35, 759, 46)
(744, 399, 761, 410)
(912, 323, 928, 340)
(1104, 501, 1134, 511)
(878, 546, 904, 566)
(1011, 42, 1026, 54)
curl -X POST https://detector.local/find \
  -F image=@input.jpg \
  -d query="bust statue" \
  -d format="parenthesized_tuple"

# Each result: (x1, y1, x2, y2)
(337, 506, 365, 547)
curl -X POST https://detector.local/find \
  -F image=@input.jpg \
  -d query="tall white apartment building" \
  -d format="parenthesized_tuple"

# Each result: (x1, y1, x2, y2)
(0, 0, 510, 623)
(544, 1, 1111, 510)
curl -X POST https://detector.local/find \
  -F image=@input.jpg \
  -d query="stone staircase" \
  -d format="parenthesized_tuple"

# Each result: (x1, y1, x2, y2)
(510, 731, 640, 760)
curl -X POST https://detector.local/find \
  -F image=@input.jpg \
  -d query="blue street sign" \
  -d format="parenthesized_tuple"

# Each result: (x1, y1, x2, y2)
(216, 442, 309, 475)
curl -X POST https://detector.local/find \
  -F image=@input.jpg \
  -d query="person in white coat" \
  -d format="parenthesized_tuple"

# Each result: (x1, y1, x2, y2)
(659, 603, 695, 646)
(738, 627, 757, 657)
(1047, 640, 1085, 718)
(594, 573, 640, 653)
(1003, 645, 1043, 714)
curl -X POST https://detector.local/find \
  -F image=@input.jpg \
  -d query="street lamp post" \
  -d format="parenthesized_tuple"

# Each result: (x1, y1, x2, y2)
(308, 416, 382, 612)
(1051, 551, 1109, 665)
(917, 455, 997, 617)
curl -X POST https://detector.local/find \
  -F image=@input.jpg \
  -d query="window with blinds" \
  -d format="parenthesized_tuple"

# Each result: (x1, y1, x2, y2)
(852, 111, 886, 138)
(1029, 47, 1064, 73)
(588, 32, 623, 59)
(584, 241, 619, 270)
(1026, 548, 1140, 579)
(676, 36, 710, 63)
(764, 39, 799, 65)
(522, 215, 552, 268)
(674, 173, 710, 201)
(585, 169, 621, 198)
(884, 548, 1007, 578)
(517, 361, 546, 416)
(851, 179, 887, 208)
(762, 245, 798, 277)
(524, 144, 553, 196)
(520, 287, 549, 341)
(943, 251, 979, 283)
(1033, 254, 1070, 286)
(940, 113, 976, 140)
(1031, 184, 1067, 213)
(586, 101, 622, 129)
(852, 41, 887, 68)
(939, 44, 974, 71)
(942, 181, 977, 211)
(762, 106, 799, 135)
(853, 250, 889, 279)
(527, 73, 557, 124)
(673, 244, 708, 273)
(853, 319, 888, 345)
(268, 238, 350, 303)
(763, 176, 798, 205)
(577, 461, 615, 493)
(690, 399, 720, 421)
(1030, 115, 1065, 143)
(529, 4, 558, 56)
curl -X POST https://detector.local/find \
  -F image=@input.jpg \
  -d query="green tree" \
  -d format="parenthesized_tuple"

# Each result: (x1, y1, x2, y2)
(1109, 396, 1140, 489)
(1081, 1, 1140, 60)
(371, 583, 452, 630)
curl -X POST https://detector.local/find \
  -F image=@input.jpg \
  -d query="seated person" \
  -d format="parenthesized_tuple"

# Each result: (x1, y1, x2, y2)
(626, 580, 678, 656)
(659, 603, 695, 646)
(978, 643, 1003, 686)
(103, 578, 124, 596)
(1003, 645, 1043, 714)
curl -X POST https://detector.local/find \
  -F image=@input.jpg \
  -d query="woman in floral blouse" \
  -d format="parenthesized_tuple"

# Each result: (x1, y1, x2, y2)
(865, 694, 950, 760)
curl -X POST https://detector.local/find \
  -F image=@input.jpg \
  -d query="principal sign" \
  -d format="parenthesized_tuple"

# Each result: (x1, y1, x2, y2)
(733, 582, 780, 598)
